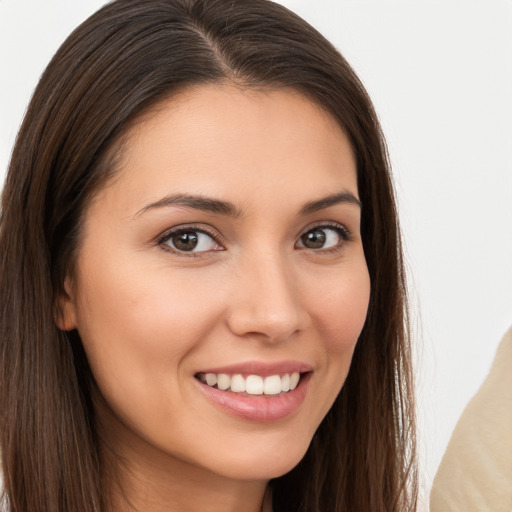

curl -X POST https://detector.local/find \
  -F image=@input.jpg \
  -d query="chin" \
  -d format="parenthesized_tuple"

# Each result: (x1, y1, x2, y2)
(206, 433, 312, 481)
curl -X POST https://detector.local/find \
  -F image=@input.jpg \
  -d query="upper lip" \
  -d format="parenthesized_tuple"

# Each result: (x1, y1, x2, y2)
(196, 360, 313, 377)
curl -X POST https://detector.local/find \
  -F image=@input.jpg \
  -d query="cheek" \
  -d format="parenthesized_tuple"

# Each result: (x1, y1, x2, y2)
(310, 262, 371, 352)
(290, 260, 370, 443)
(73, 265, 225, 446)
(77, 256, 221, 346)
(73, 257, 224, 407)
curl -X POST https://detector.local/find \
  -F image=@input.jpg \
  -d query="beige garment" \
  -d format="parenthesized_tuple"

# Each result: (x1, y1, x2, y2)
(430, 325, 512, 511)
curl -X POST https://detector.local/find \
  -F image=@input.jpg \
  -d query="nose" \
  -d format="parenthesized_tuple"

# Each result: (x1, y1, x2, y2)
(226, 251, 307, 343)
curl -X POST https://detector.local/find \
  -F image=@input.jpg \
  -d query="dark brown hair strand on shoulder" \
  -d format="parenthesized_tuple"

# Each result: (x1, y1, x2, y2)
(0, 1, 417, 511)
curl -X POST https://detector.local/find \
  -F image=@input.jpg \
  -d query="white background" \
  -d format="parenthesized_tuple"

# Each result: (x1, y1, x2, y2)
(1, 1, 511, 508)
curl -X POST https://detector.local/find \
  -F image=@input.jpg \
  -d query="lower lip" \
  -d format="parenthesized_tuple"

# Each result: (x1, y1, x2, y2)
(196, 373, 311, 422)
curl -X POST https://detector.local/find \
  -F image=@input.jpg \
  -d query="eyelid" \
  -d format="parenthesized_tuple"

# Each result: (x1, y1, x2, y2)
(155, 221, 352, 257)
(295, 221, 352, 250)
(156, 224, 225, 256)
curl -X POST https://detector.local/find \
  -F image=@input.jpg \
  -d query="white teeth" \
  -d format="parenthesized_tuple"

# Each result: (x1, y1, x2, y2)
(217, 373, 231, 390)
(263, 375, 282, 395)
(205, 373, 217, 386)
(199, 371, 303, 395)
(290, 372, 300, 390)
(230, 374, 245, 393)
(246, 375, 264, 395)
(281, 373, 290, 392)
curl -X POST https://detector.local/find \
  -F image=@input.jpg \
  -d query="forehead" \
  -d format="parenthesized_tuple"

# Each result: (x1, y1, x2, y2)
(92, 84, 358, 216)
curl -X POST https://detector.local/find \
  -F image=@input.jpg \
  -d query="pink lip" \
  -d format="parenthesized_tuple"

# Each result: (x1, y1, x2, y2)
(196, 360, 313, 378)
(195, 370, 312, 422)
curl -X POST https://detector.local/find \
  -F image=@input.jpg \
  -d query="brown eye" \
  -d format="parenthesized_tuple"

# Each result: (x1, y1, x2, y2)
(163, 229, 220, 253)
(171, 231, 199, 251)
(297, 225, 349, 250)
(300, 229, 327, 249)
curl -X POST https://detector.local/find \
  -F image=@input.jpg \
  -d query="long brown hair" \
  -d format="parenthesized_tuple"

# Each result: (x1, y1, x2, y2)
(0, 1, 417, 510)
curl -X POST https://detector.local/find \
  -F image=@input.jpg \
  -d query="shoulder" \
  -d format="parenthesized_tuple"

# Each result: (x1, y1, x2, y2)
(430, 326, 512, 511)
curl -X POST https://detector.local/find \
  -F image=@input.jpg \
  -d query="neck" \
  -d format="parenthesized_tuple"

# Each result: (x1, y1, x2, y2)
(97, 400, 268, 512)
(109, 463, 267, 512)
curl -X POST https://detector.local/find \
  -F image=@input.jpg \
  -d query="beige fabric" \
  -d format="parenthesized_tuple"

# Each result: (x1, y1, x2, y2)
(430, 325, 512, 511)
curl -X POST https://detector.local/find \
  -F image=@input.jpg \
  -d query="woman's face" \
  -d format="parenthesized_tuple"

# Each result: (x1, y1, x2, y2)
(59, 85, 370, 482)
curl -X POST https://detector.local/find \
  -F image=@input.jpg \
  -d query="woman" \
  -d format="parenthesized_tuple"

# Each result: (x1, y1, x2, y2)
(0, 1, 417, 511)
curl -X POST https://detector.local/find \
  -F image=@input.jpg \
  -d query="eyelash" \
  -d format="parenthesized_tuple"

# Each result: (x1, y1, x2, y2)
(157, 224, 224, 258)
(156, 221, 352, 257)
(296, 222, 352, 253)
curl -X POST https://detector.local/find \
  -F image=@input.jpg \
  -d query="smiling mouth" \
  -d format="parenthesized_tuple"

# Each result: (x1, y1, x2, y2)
(195, 372, 304, 396)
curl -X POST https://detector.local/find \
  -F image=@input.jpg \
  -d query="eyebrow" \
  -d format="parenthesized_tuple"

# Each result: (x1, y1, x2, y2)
(135, 193, 243, 218)
(135, 189, 361, 219)
(298, 190, 362, 215)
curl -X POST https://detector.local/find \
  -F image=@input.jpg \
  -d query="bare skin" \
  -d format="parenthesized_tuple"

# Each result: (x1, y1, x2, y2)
(58, 85, 370, 512)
